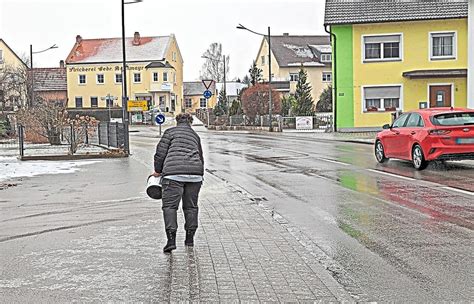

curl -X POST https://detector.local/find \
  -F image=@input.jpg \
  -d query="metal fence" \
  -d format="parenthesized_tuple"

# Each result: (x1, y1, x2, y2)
(16, 122, 125, 158)
(196, 109, 333, 131)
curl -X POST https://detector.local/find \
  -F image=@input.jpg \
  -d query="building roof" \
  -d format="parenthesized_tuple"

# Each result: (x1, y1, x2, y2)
(324, 0, 468, 25)
(66, 35, 172, 64)
(32, 68, 67, 91)
(262, 81, 290, 92)
(145, 61, 175, 69)
(216, 82, 248, 96)
(262, 35, 330, 67)
(184, 81, 216, 96)
(0, 38, 28, 67)
(402, 68, 467, 79)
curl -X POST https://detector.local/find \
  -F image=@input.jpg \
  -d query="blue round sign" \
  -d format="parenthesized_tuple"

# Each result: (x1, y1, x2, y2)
(203, 90, 213, 99)
(155, 114, 165, 125)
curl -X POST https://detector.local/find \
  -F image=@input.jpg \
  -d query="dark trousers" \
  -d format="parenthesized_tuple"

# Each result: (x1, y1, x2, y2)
(161, 178, 202, 233)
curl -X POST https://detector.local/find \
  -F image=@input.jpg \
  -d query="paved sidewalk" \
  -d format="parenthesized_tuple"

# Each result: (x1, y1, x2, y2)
(282, 131, 376, 145)
(0, 161, 354, 303)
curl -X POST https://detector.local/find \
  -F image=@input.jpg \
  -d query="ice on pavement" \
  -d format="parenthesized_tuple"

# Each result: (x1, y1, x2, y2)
(0, 157, 100, 182)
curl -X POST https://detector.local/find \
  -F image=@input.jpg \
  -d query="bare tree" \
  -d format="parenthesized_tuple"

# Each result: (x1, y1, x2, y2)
(200, 43, 229, 82)
(0, 63, 28, 112)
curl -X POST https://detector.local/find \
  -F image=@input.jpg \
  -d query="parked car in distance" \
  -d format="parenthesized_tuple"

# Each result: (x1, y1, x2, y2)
(375, 108, 474, 170)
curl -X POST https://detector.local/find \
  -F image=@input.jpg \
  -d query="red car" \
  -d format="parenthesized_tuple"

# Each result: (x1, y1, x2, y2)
(375, 108, 474, 170)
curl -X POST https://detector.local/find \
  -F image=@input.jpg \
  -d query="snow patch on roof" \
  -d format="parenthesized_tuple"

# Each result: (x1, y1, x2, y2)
(282, 44, 314, 58)
(310, 45, 332, 53)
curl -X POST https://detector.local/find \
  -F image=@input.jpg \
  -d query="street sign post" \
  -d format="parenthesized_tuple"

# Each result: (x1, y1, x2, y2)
(155, 113, 166, 136)
(203, 90, 213, 99)
(127, 100, 148, 112)
(202, 79, 214, 90)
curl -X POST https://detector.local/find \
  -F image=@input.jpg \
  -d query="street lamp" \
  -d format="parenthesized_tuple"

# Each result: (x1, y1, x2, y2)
(237, 23, 273, 131)
(29, 44, 58, 107)
(121, 0, 143, 155)
(201, 52, 227, 109)
(101, 94, 118, 122)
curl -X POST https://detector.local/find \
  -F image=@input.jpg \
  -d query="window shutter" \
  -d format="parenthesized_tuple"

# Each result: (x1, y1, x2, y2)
(364, 86, 400, 99)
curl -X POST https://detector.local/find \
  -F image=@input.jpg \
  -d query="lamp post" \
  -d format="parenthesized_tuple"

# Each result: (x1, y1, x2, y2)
(101, 94, 118, 122)
(29, 44, 58, 107)
(121, 0, 143, 155)
(201, 52, 227, 109)
(236, 24, 273, 131)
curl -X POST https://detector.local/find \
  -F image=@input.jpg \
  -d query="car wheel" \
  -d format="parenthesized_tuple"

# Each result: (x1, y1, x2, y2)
(375, 140, 388, 163)
(412, 144, 428, 170)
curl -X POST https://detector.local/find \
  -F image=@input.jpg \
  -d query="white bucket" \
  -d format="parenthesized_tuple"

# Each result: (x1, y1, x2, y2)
(146, 175, 162, 199)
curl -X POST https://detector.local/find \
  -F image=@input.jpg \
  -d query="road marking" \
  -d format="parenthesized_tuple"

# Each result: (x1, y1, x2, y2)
(441, 186, 474, 197)
(368, 169, 474, 196)
(367, 169, 415, 181)
(317, 158, 350, 166)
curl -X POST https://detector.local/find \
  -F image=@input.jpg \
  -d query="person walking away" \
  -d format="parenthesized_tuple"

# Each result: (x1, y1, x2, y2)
(152, 113, 204, 253)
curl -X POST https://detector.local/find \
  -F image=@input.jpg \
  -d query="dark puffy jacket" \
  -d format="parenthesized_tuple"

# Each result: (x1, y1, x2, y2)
(154, 123, 204, 176)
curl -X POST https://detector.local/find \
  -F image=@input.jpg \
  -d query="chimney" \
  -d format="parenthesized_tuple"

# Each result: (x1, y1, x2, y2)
(133, 31, 141, 46)
(59, 60, 65, 68)
(76, 35, 82, 44)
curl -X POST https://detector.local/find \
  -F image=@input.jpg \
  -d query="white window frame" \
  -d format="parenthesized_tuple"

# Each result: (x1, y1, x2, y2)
(322, 72, 332, 82)
(289, 73, 299, 82)
(0, 50, 3, 63)
(320, 53, 332, 63)
(115, 73, 122, 84)
(90, 96, 99, 108)
(429, 31, 457, 61)
(152, 72, 159, 82)
(199, 98, 207, 108)
(133, 72, 141, 83)
(361, 33, 403, 63)
(261, 55, 266, 65)
(426, 83, 455, 108)
(75, 96, 83, 108)
(78, 74, 86, 85)
(96, 74, 104, 85)
(163, 72, 168, 82)
(185, 98, 192, 108)
(361, 84, 404, 113)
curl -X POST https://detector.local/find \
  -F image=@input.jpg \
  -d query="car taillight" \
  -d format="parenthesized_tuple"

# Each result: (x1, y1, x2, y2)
(429, 129, 451, 135)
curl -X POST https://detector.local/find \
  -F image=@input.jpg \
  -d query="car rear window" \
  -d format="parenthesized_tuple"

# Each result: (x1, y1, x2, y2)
(431, 112, 474, 126)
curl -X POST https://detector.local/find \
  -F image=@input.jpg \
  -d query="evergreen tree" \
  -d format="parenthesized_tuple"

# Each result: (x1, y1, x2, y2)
(213, 89, 228, 116)
(249, 61, 263, 86)
(293, 68, 314, 116)
(316, 86, 333, 112)
(281, 95, 297, 116)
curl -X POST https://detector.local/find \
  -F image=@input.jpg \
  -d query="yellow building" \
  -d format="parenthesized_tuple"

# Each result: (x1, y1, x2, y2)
(65, 32, 184, 119)
(0, 39, 28, 110)
(325, 0, 470, 130)
(255, 34, 332, 104)
(183, 81, 217, 113)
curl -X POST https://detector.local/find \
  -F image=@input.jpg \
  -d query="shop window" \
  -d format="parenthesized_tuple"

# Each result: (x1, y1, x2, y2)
(75, 97, 83, 108)
(90, 97, 98, 108)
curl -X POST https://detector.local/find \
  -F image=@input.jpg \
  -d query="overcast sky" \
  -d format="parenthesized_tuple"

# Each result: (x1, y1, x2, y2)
(0, 0, 326, 81)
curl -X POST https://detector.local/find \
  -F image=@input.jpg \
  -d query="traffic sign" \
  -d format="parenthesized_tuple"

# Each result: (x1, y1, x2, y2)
(202, 79, 214, 90)
(127, 100, 148, 112)
(203, 90, 213, 99)
(155, 114, 166, 125)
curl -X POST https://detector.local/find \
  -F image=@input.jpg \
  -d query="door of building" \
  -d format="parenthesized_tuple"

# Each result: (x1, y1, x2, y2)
(429, 85, 452, 108)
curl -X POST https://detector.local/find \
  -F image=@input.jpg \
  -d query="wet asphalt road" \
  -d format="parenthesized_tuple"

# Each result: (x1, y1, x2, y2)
(131, 127, 474, 302)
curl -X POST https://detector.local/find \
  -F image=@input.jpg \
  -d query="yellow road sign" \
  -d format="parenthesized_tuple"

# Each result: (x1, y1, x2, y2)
(127, 100, 148, 112)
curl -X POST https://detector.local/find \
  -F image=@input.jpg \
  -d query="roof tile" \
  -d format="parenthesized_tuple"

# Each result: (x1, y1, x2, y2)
(324, 0, 468, 25)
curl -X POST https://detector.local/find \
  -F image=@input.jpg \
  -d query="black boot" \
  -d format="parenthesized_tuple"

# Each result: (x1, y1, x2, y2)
(184, 230, 195, 246)
(163, 230, 176, 253)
